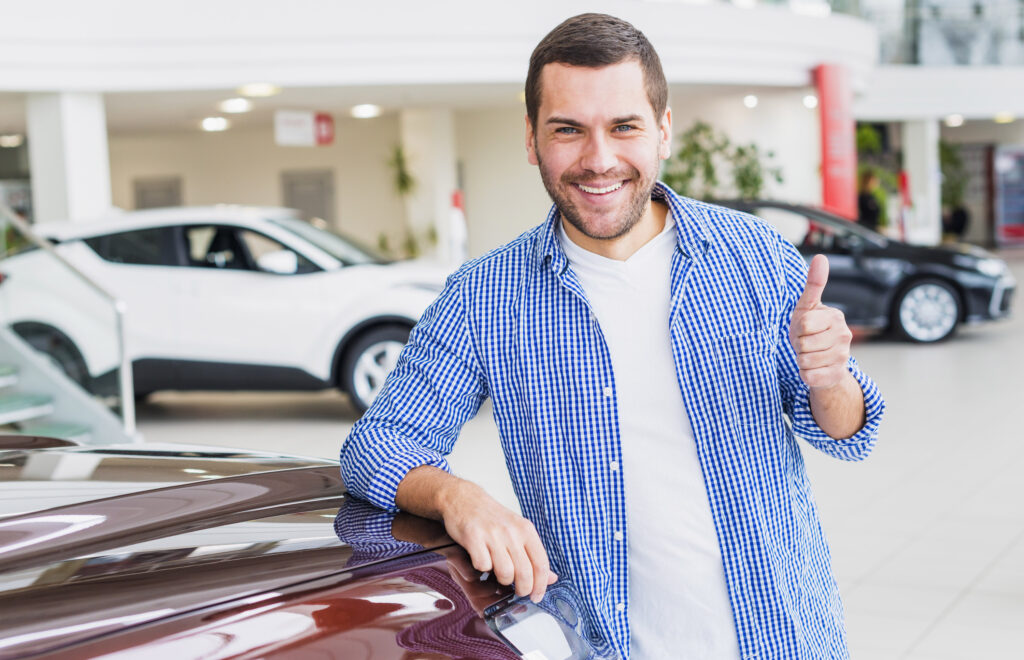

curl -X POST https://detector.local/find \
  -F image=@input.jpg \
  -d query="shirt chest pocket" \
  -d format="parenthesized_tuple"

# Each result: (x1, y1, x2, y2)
(713, 330, 780, 429)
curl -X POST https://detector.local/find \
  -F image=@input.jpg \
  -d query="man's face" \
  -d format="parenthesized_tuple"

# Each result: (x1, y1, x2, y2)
(526, 59, 671, 241)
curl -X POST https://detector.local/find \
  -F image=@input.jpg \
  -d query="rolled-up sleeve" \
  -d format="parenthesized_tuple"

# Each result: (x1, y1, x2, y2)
(775, 240, 886, 461)
(340, 274, 489, 511)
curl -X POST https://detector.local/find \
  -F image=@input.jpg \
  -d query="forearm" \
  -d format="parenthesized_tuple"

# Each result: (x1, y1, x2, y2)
(395, 465, 475, 520)
(808, 370, 866, 440)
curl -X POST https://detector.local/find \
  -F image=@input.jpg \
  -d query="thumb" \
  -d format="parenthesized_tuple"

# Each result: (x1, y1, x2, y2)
(797, 255, 829, 310)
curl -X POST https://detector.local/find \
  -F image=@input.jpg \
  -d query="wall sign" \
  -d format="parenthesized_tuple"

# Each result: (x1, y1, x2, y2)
(274, 110, 334, 147)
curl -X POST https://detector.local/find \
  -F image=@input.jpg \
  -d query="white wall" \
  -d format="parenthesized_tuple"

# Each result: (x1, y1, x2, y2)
(108, 116, 406, 248)
(455, 107, 552, 258)
(668, 88, 824, 204)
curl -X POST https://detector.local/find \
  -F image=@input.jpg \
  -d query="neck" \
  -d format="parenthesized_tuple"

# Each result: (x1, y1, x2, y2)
(561, 200, 669, 261)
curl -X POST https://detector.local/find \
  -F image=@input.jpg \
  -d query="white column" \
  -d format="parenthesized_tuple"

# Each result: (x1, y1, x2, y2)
(398, 108, 458, 264)
(901, 119, 942, 246)
(26, 92, 113, 223)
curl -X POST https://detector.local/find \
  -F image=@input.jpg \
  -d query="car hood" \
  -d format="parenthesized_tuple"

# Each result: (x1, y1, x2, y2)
(867, 238, 999, 264)
(0, 442, 454, 659)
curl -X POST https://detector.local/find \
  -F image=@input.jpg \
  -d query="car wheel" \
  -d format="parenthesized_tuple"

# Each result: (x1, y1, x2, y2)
(340, 325, 410, 413)
(14, 324, 92, 388)
(893, 278, 961, 343)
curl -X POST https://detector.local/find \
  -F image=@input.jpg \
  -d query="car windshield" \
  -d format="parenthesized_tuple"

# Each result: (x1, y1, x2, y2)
(268, 216, 390, 266)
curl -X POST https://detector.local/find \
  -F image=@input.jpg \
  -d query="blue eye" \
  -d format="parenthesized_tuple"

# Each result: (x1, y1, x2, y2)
(613, 125, 636, 132)
(555, 127, 579, 134)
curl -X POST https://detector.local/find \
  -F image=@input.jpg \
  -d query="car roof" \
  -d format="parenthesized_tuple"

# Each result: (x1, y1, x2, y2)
(31, 205, 302, 242)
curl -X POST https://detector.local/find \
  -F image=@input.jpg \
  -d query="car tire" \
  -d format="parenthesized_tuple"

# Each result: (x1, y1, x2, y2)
(14, 323, 92, 389)
(892, 278, 961, 343)
(339, 325, 411, 414)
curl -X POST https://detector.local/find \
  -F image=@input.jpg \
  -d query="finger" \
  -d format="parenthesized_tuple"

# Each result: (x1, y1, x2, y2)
(796, 345, 847, 371)
(799, 365, 847, 390)
(793, 329, 835, 355)
(793, 309, 834, 338)
(488, 545, 516, 587)
(524, 534, 552, 602)
(509, 545, 534, 598)
(796, 255, 829, 310)
(464, 538, 493, 575)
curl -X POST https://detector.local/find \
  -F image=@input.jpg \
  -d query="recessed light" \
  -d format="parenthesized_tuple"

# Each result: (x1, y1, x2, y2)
(944, 114, 965, 127)
(803, 95, 819, 109)
(994, 112, 1015, 124)
(743, 95, 758, 109)
(201, 117, 230, 132)
(218, 98, 253, 114)
(350, 104, 382, 119)
(237, 83, 281, 98)
(0, 134, 23, 148)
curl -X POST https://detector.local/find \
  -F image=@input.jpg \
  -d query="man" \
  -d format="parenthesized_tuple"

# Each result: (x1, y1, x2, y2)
(341, 13, 884, 659)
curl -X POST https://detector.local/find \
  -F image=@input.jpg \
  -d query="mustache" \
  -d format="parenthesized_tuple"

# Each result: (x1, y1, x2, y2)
(561, 169, 639, 185)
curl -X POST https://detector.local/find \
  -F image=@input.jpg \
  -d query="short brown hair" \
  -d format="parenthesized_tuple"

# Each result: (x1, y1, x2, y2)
(525, 13, 668, 128)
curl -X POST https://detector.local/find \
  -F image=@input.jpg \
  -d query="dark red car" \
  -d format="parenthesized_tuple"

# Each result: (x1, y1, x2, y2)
(0, 436, 607, 659)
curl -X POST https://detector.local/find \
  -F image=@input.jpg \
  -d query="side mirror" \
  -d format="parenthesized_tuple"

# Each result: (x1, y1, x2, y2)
(257, 249, 299, 274)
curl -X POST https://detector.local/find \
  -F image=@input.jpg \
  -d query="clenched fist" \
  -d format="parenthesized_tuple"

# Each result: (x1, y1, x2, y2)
(789, 255, 853, 391)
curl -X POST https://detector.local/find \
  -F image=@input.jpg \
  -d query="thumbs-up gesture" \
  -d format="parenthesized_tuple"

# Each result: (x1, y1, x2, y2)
(789, 255, 853, 391)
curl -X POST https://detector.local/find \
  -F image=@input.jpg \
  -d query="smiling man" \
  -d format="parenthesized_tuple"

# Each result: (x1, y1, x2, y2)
(341, 13, 884, 659)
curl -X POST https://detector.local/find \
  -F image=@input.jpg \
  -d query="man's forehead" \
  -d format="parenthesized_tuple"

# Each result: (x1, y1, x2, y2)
(536, 59, 657, 121)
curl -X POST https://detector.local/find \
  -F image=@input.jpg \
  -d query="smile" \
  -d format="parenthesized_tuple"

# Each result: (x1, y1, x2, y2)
(575, 181, 624, 195)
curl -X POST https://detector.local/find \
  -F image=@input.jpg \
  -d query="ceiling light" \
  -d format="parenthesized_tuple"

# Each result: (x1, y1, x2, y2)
(201, 117, 230, 132)
(237, 83, 281, 98)
(350, 104, 381, 119)
(0, 134, 23, 148)
(803, 94, 819, 109)
(743, 95, 758, 109)
(944, 114, 964, 127)
(994, 112, 1015, 124)
(218, 98, 253, 113)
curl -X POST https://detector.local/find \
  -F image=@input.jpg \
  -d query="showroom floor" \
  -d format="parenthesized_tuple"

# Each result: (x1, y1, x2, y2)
(139, 250, 1024, 660)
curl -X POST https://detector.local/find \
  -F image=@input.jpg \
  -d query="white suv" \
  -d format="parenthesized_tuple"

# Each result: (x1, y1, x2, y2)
(1, 206, 448, 412)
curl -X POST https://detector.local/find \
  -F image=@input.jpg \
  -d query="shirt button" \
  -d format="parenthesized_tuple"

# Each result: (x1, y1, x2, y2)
(616, 602, 625, 613)
(602, 386, 613, 398)
(609, 460, 619, 472)
(614, 530, 624, 541)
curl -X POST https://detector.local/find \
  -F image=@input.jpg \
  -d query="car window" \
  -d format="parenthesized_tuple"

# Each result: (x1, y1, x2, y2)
(753, 206, 852, 252)
(237, 229, 319, 274)
(183, 225, 318, 274)
(84, 227, 176, 266)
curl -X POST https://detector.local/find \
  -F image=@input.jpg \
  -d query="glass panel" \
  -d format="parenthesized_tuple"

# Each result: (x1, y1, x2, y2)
(0, 206, 134, 437)
(237, 230, 320, 274)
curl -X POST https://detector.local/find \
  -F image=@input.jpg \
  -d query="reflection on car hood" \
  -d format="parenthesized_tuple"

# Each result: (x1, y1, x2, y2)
(0, 443, 453, 659)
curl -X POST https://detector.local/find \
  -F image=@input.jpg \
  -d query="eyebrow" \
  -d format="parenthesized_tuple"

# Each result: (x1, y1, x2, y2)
(545, 114, 646, 127)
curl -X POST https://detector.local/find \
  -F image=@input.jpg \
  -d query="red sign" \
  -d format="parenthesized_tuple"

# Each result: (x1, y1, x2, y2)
(814, 64, 857, 220)
(314, 113, 334, 146)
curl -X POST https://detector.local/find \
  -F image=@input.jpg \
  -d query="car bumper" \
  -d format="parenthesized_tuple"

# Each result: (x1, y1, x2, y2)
(965, 272, 1015, 323)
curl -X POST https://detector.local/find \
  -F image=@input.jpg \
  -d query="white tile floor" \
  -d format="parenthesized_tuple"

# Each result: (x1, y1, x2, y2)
(139, 250, 1024, 659)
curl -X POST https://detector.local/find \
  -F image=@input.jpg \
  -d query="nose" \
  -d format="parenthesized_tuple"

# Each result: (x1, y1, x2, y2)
(579, 132, 617, 174)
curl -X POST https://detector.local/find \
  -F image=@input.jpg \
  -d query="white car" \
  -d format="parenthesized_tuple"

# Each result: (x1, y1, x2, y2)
(0, 206, 448, 412)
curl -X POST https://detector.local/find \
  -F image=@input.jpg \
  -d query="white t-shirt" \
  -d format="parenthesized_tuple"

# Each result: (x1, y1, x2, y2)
(557, 214, 740, 659)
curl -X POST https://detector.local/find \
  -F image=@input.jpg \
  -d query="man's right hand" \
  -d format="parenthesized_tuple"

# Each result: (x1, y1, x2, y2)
(396, 465, 557, 603)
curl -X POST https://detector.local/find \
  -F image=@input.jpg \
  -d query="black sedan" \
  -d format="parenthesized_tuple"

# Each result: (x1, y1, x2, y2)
(717, 200, 1016, 343)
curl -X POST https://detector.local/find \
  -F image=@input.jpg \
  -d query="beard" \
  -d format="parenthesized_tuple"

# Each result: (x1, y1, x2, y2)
(536, 150, 658, 241)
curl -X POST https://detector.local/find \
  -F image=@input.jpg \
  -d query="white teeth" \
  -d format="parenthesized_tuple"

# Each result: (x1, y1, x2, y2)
(577, 182, 623, 194)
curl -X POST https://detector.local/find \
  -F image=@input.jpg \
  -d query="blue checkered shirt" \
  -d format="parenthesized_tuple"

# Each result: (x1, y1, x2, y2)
(341, 182, 885, 659)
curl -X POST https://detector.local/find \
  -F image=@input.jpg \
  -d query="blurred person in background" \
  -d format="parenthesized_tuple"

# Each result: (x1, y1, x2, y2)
(857, 170, 882, 231)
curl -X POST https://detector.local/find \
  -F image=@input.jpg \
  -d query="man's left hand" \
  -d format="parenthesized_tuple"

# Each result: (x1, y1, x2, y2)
(789, 255, 853, 390)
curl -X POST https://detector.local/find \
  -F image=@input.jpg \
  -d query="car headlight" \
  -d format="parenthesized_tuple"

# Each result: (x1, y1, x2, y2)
(976, 258, 1006, 278)
(954, 255, 1005, 278)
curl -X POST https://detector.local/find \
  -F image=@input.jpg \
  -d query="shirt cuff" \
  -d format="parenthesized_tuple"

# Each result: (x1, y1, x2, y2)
(364, 446, 452, 512)
(790, 355, 885, 460)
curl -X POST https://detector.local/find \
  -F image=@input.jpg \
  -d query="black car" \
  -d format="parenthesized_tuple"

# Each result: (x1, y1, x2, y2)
(717, 200, 1016, 343)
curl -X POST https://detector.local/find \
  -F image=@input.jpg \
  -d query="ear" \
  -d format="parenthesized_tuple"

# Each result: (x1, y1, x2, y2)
(525, 114, 539, 166)
(658, 107, 672, 160)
